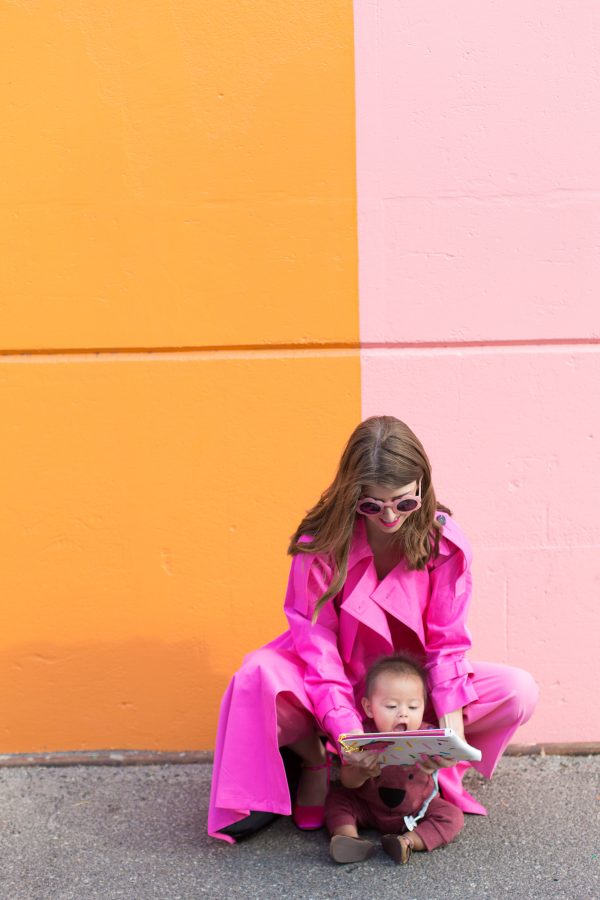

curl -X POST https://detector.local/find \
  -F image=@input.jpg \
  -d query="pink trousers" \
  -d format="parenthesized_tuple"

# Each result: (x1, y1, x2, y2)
(208, 658, 538, 840)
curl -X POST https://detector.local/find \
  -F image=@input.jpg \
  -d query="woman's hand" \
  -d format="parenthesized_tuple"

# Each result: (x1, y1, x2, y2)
(418, 707, 466, 773)
(438, 708, 465, 741)
(340, 745, 383, 771)
(338, 728, 362, 764)
(338, 730, 382, 773)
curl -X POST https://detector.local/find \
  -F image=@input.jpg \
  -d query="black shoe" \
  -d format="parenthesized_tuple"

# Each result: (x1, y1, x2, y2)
(217, 745, 308, 842)
(218, 810, 279, 842)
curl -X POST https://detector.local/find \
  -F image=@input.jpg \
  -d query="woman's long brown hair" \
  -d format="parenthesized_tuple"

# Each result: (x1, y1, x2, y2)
(288, 416, 451, 621)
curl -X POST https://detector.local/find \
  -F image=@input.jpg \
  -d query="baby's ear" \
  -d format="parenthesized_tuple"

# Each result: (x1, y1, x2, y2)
(361, 696, 372, 718)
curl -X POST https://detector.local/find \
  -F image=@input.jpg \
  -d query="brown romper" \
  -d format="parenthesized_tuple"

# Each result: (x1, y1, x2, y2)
(325, 763, 464, 851)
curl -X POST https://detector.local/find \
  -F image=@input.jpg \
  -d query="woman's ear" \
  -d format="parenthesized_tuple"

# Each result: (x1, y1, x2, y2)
(361, 696, 372, 718)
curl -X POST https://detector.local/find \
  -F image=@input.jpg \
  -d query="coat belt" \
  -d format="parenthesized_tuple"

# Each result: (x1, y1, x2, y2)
(427, 658, 473, 687)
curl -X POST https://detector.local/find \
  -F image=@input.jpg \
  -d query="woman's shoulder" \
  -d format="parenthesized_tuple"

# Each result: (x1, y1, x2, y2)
(295, 534, 327, 559)
(432, 512, 473, 564)
(292, 536, 334, 576)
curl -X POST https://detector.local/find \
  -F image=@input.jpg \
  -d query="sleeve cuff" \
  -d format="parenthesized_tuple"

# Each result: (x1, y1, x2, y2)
(429, 677, 479, 719)
(322, 706, 363, 745)
(426, 658, 473, 687)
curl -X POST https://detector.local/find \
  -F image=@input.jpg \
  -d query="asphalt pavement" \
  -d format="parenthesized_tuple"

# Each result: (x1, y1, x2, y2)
(1, 755, 598, 900)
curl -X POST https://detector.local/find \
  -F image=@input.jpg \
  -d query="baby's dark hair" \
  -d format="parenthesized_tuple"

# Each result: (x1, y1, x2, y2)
(364, 653, 428, 701)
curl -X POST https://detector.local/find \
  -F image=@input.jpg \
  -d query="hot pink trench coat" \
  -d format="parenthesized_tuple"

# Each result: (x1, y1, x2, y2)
(208, 516, 538, 842)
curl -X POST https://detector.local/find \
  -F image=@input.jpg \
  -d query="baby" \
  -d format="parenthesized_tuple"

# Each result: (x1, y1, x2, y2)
(325, 654, 464, 864)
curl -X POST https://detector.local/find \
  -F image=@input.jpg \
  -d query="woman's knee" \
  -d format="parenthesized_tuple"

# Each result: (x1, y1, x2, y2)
(469, 662, 539, 728)
(240, 646, 281, 674)
(502, 666, 539, 725)
(276, 692, 317, 746)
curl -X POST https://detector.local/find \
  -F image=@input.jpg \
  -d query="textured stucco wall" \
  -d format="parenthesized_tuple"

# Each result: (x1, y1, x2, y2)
(2, 0, 597, 753)
(354, 1, 600, 742)
(0, 2, 360, 752)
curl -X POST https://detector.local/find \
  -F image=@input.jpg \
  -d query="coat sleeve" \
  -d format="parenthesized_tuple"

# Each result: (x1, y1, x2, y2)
(284, 552, 363, 743)
(424, 519, 479, 718)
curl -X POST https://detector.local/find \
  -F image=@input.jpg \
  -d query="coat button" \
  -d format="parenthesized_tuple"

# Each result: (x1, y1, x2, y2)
(436, 514, 446, 525)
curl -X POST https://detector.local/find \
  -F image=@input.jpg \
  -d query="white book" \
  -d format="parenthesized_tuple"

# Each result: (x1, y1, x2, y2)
(338, 728, 482, 767)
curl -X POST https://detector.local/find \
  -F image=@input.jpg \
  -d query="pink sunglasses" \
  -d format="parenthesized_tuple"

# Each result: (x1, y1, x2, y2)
(357, 480, 422, 517)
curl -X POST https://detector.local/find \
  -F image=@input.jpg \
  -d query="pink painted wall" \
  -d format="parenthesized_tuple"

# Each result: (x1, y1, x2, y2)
(354, 2, 600, 742)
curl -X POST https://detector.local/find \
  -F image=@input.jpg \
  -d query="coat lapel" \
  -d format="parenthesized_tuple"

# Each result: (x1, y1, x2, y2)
(370, 565, 427, 645)
(340, 562, 391, 659)
(338, 519, 429, 660)
(339, 520, 386, 661)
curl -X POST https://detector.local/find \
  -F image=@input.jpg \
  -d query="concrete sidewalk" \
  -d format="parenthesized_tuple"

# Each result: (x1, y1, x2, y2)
(1, 755, 598, 900)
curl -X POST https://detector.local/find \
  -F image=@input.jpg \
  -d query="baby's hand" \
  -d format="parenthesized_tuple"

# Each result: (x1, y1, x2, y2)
(417, 753, 457, 774)
(359, 751, 382, 778)
(340, 751, 382, 788)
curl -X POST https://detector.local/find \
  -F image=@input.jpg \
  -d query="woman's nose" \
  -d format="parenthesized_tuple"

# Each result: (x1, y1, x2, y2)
(382, 506, 396, 521)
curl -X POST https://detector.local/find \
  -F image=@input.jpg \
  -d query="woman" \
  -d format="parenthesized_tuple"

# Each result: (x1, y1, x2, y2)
(208, 416, 538, 842)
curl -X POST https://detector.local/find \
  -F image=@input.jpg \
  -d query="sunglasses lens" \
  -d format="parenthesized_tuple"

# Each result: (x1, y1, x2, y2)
(358, 501, 382, 515)
(395, 498, 419, 513)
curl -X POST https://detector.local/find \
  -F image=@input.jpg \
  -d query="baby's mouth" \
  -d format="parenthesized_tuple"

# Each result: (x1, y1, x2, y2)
(394, 724, 407, 732)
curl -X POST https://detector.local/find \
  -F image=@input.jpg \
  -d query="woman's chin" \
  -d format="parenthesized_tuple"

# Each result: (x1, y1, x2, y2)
(377, 522, 403, 535)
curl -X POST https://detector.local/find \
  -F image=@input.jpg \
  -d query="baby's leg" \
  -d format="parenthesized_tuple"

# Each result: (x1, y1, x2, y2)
(382, 798, 463, 865)
(325, 788, 375, 864)
(410, 797, 464, 851)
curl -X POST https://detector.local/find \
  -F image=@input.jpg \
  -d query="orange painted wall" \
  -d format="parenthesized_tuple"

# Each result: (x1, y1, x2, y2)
(0, 3, 359, 751)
